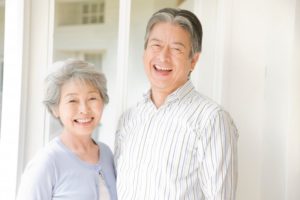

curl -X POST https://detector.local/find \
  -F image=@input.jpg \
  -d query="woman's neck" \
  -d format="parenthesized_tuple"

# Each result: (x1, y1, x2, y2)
(60, 132, 99, 164)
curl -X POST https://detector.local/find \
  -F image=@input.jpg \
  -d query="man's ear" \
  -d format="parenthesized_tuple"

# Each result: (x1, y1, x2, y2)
(190, 52, 200, 71)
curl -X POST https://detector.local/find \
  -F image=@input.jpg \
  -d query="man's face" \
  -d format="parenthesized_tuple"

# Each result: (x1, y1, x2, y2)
(143, 22, 199, 95)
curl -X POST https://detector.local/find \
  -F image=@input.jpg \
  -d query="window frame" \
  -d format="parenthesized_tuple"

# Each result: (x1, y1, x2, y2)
(0, 0, 28, 199)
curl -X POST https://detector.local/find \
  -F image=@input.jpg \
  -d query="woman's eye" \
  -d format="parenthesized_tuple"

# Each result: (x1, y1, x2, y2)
(89, 97, 97, 100)
(68, 99, 76, 103)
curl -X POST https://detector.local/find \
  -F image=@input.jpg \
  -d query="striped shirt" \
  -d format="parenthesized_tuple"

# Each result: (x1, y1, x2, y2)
(115, 80, 238, 200)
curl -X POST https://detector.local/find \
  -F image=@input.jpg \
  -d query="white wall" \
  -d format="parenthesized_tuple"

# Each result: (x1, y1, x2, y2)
(260, 1, 294, 199)
(225, 1, 267, 199)
(221, 0, 299, 199)
(286, 0, 300, 199)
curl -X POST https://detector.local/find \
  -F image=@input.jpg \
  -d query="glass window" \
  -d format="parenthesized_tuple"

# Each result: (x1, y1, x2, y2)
(56, 0, 105, 26)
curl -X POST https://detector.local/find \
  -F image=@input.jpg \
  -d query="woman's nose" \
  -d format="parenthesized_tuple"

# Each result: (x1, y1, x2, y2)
(79, 101, 90, 114)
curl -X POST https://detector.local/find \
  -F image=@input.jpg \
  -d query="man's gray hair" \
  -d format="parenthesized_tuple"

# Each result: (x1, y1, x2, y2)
(144, 8, 203, 58)
(43, 59, 109, 117)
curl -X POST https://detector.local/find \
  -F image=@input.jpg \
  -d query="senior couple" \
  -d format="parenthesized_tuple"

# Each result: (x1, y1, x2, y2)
(17, 8, 238, 200)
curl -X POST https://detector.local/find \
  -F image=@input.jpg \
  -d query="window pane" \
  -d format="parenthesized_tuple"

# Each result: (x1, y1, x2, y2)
(56, 0, 105, 26)
(51, 0, 119, 148)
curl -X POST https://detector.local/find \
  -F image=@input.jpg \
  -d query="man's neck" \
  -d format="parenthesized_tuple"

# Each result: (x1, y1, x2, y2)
(151, 89, 171, 108)
(150, 81, 190, 108)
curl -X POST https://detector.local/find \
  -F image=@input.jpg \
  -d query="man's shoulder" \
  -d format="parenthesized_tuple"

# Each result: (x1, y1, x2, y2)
(117, 99, 151, 131)
(185, 90, 235, 126)
(187, 90, 222, 112)
(189, 91, 237, 132)
(120, 99, 148, 117)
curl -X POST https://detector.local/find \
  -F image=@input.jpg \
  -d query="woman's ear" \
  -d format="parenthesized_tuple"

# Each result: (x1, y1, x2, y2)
(52, 107, 59, 118)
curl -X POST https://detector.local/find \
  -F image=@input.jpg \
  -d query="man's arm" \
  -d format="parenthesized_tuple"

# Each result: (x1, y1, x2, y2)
(198, 110, 238, 200)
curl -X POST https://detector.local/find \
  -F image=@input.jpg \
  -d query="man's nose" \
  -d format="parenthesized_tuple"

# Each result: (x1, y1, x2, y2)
(158, 46, 171, 62)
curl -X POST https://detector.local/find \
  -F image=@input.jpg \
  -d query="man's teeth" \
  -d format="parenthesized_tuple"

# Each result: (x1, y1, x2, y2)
(76, 118, 92, 123)
(155, 65, 171, 71)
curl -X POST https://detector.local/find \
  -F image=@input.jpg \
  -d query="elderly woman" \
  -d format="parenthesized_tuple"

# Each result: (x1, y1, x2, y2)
(17, 59, 117, 200)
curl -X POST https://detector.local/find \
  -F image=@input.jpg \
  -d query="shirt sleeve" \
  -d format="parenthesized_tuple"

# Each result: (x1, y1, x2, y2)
(197, 110, 238, 200)
(16, 151, 56, 200)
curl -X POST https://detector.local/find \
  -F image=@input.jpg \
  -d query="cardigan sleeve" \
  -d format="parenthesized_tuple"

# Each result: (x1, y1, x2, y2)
(17, 150, 56, 200)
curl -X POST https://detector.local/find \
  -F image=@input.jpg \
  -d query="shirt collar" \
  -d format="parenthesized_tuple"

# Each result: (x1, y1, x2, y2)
(142, 80, 195, 104)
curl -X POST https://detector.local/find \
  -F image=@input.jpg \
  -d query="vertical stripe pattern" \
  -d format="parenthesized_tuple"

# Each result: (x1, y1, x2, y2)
(115, 81, 238, 200)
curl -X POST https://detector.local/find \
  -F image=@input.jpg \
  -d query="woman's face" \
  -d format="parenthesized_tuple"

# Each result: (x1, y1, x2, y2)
(54, 79, 104, 137)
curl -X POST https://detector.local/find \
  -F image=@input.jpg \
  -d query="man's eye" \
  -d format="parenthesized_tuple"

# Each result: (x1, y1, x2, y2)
(172, 48, 182, 53)
(151, 44, 161, 50)
(89, 97, 97, 100)
(68, 99, 77, 103)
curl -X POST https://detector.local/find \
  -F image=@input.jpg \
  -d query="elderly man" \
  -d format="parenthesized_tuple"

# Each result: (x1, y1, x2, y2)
(115, 8, 238, 200)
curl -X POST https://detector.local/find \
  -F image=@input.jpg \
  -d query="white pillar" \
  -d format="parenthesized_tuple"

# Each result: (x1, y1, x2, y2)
(286, 0, 300, 199)
(0, 0, 27, 199)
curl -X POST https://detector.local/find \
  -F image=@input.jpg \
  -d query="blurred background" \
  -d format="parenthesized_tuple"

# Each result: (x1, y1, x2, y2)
(0, 0, 299, 199)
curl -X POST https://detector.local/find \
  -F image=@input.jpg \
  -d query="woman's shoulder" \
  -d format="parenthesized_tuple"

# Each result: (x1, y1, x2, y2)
(95, 141, 114, 167)
(98, 142, 113, 157)
(19, 138, 61, 190)
(25, 137, 61, 170)
(26, 136, 73, 172)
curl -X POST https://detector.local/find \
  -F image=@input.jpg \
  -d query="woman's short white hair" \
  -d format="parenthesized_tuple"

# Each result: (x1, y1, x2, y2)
(43, 59, 109, 117)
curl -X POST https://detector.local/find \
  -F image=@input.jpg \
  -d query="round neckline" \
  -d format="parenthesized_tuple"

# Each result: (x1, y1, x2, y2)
(55, 136, 102, 171)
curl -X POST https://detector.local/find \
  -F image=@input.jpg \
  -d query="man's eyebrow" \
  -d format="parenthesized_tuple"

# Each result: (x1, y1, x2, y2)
(149, 38, 161, 43)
